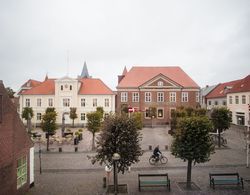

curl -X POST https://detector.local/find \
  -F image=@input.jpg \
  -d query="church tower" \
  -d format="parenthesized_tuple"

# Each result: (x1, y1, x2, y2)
(79, 61, 90, 78)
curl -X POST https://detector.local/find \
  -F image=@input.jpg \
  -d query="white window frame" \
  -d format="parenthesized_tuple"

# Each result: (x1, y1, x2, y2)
(157, 108, 164, 119)
(17, 156, 27, 189)
(235, 96, 239, 104)
(37, 98, 41, 107)
(196, 92, 199, 102)
(63, 98, 70, 107)
(170, 92, 176, 102)
(93, 98, 97, 107)
(37, 113, 42, 121)
(229, 96, 232, 104)
(157, 92, 164, 102)
(81, 113, 86, 121)
(48, 98, 53, 107)
(242, 95, 246, 104)
(81, 98, 86, 107)
(105, 98, 109, 107)
(181, 92, 188, 102)
(145, 92, 151, 102)
(132, 92, 139, 102)
(157, 81, 163, 86)
(25, 99, 30, 107)
(121, 92, 128, 102)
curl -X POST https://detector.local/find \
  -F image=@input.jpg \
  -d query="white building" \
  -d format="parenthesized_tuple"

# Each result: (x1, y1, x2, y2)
(227, 75, 250, 126)
(18, 63, 115, 127)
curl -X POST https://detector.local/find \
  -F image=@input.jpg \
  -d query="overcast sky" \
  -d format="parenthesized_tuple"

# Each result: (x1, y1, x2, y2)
(0, 0, 249, 91)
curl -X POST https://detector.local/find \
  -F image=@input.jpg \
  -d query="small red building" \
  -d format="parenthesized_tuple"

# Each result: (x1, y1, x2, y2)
(116, 66, 200, 126)
(0, 80, 34, 195)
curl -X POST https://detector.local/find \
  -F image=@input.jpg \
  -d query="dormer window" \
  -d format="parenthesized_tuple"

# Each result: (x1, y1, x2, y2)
(158, 81, 163, 86)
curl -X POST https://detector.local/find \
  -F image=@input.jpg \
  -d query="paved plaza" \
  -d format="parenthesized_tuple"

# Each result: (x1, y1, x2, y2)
(27, 126, 250, 195)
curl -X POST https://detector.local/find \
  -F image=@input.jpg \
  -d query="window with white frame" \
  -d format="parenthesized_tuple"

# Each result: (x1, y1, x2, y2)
(157, 81, 163, 86)
(235, 96, 239, 104)
(157, 92, 164, 102)
(196, 92, 199, 102)
(17, 156, 27, 189)
(181, 92, 188, 102)
(121, 92, 128, 102)
(37, 98, 41, 107)
(157, 108, 164, 118)
(81, 98, 86, 107)
(145, 92, 151, 102)
(37, 113, 42, 121)
(242, 95, 246, 104)
(214, 101, 218, 105)
(63, 98, 70, 107)
(132, 92, 139, 102)
(93, 98, 97, 107)
(105, 99, 109, 107)
(229, 96, 232, 104)
(81, 113, 86, 121)
(25, 99, 30, 107)
(48, 98, 53, 107)
(170, 92, 176, 102)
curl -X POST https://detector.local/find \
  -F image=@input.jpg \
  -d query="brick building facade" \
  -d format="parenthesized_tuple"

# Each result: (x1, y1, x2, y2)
(116, 66, 200, 126)
(0, 81, 34, 195)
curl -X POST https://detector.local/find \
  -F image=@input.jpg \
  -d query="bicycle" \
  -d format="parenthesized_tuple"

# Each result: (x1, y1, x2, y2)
(149, 154, 168, 165)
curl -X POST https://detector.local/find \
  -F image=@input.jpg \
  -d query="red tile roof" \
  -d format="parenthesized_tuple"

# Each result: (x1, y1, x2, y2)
(21, 79, 41, 88)
(20, 79, 55, 95)
(206, 80, 240, 99)
(78, 78, 114, 95)
(227, 75, 250, 93)
(19, 78, 114, 95)
(117, 66, 199, 88)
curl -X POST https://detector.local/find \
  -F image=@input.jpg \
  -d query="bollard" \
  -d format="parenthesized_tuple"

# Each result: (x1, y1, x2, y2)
(165, 145, 168, 150)
(59, 147, 62, 152)
(103, 177, 107, 188)
(75, 147, 78, 152)
(149, 145, 152, 150)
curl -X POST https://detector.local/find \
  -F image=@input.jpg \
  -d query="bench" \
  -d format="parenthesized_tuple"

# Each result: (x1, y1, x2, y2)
(138, 173, 170, 192)
(209, 173, 244, 189)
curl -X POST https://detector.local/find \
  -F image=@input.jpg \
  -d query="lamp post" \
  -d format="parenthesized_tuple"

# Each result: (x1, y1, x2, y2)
(112, 153, 120, 195)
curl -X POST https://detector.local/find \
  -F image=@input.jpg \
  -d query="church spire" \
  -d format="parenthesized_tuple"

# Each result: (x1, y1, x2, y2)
(122, 66, 127, 76)
(80, 61, 90, 78)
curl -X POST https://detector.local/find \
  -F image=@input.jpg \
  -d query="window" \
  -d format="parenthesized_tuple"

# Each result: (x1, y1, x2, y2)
(132, 92, 139, 102)
(181, 92, 188, 102)
(170, 92, 176, 102)
(145, 92, 151, 102)
(157, 108, 164, 118)
(157, 92, 164, 102)
(61, 85, 63, 90)
(223, 101, 227, 106)
(25, 99, 30, 107)
(105, 99, 109, 107)
(208, 101, 211, 105)
(145, 108, 150, 118)
(93, 98, 97, 107)
(196, 92, 199, 102)
(214, 101, 218, 105)
(37, 113, 42, 121)
(81, 113, 86, 121)
(70, 85, 72, 90)
(37, 98, 41, 107)
(229, 96, 232, 104)
(235, 96, 239, 104)
(63, 98, 70, 107)
(242, 95, 246, 104)
(157, 81, 163, 86)
(48, 98, 53, 107)
(17, 156, 27, 189)
(81, 98, 86, 107)
(121, 92, 128, 102)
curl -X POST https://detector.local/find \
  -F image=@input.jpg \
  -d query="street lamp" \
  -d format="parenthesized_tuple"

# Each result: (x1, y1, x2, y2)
(112, 153, 120, 195)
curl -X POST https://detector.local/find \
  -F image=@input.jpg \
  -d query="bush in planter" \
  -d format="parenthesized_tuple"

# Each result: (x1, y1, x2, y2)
(78, 128, 83, 132)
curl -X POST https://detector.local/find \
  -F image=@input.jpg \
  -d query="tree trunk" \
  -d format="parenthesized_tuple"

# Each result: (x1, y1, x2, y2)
(218, 129, 221, 148)
(92, 133, 95, 150)
(47, 133, 49, 151)
(72, 119, 74, 128)
(186, 159, 192, 189)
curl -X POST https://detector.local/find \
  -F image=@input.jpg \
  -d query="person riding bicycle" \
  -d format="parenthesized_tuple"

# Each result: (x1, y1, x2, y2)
(153, 145, 162, 161)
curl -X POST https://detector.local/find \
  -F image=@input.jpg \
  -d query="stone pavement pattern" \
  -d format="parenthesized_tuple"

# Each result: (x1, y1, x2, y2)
(27, 126, 250, 194)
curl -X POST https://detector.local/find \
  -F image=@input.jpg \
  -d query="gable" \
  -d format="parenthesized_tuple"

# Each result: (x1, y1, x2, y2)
(139, 74, 182, 89)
